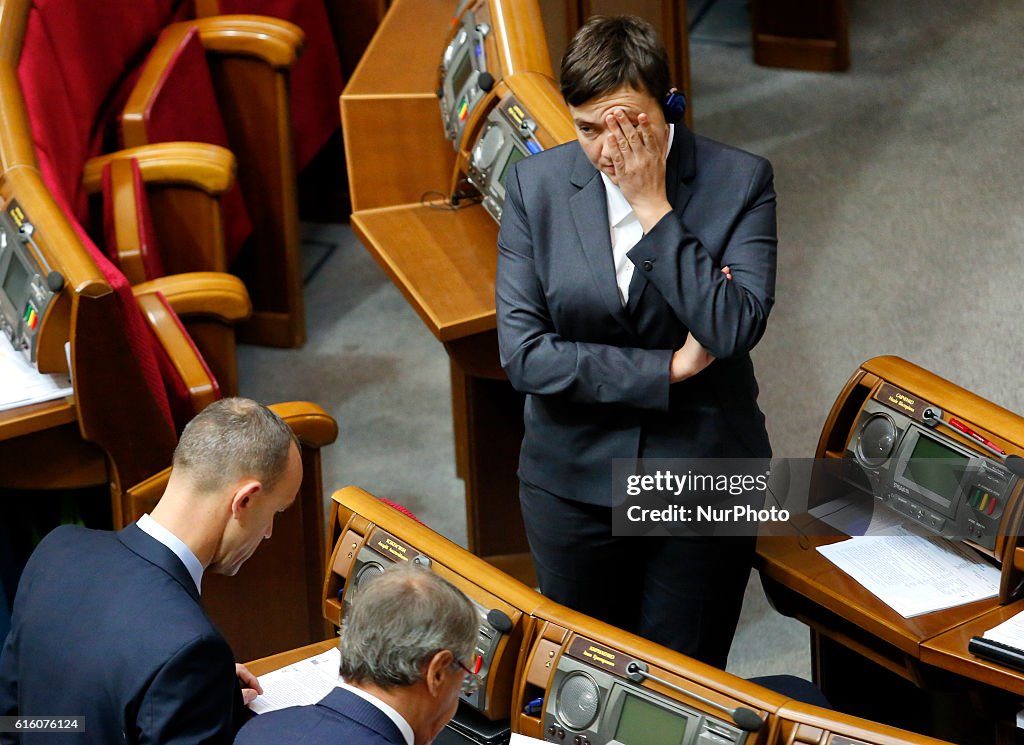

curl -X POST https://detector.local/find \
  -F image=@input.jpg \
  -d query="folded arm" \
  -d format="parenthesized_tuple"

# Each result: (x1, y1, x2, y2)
(496, 166, 673, 411)
(627, 157, 777, 359)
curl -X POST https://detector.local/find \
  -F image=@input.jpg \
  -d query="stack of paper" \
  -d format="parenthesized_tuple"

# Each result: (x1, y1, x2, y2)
(817, 534, 1000, 618)
(983, 611, 1024, 649)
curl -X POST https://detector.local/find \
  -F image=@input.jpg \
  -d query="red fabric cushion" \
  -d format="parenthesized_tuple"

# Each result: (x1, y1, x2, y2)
(148, 292, 222, 434)
(212, 0, 343, 169)
(101, 159, 168, 281)
(379, 499, 425, 526)
(16, 1, 204, 444)
(35, 149, 176, 436)
(124, 26, 252, 263)
(17, 0, 194, 220)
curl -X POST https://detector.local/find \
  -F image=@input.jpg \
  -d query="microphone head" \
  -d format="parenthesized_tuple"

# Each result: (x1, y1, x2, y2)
(46, 271, 65, 293)
(486, 608, 513, 634)
(1004, 454, 1024, 478)
(625, 660, 647, 683)
(730, 707, 764, 732)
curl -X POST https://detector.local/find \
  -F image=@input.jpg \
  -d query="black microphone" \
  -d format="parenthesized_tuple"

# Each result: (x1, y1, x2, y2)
(1004, 454, 1024, 478)
(625, 661, 763, 732)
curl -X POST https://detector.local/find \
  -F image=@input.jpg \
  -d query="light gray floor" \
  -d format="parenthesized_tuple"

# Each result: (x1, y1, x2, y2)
(238, 0, 1024, 680)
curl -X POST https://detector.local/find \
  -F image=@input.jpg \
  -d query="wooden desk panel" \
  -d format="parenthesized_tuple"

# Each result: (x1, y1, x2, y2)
(246, 638, 337, 677)
(921, 601, 1024, 696)
(351, 204, 499, 342)
(0, 398, 75, 441)
(343, 0, 454, 97)
(777, 701, 953, 745)
(757, 533, 1001, 658)
(341, 96, 456, 212)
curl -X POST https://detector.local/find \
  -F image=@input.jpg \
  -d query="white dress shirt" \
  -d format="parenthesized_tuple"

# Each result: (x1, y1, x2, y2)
(137, 513, 204, 595)
(338, 680, 415, 745)
(598, 123, 675, 306)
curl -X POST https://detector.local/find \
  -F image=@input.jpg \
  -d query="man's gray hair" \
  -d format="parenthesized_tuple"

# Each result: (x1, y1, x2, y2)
(172, 397, 299, 494)
(340, 563, 479, 688)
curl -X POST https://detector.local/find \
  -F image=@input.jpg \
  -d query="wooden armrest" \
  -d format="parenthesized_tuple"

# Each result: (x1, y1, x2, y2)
(134, 290, 220, 415)
(267, 402, 338, 449)
(83, 143, 236, 195)
(134, 272, 251, 323)
(190, 16, 305, 69)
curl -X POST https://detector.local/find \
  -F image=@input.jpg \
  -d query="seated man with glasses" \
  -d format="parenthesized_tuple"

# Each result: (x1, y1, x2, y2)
(235, 563, 480, 745)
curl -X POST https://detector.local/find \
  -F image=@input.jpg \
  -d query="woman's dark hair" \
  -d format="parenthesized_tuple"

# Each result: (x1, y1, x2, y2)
(559, 15, 671, 107)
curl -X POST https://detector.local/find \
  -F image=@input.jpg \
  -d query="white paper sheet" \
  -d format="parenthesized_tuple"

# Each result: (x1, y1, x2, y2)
(984, 611, 1024, 650)
(249, 647, 342, 715)
(0, 333, 72, 411)
(816, 534, 1000, 618)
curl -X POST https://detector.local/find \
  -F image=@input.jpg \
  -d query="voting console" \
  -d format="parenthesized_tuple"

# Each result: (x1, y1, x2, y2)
(758, 357, 1024, 743)
(235, 485, 955, 745)
(0, 201, 63, 365)
(439, 0, 554, 154)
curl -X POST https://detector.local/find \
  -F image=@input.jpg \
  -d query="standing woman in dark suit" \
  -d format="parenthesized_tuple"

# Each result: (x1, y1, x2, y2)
(495, 15, 777, 668)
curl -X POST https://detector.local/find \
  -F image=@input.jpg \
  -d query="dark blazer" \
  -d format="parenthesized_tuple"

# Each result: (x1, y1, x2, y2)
(496, 124, 777, 506)
(233, 687, 406, 745)
(0, 524, 243, 744)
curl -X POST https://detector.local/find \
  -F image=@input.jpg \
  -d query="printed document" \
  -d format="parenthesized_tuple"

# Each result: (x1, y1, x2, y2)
(817, 534, 999, 618)
(0, 333, 71, 411)
(984, 610, 1024, 650)
(249, 647, 341, 714)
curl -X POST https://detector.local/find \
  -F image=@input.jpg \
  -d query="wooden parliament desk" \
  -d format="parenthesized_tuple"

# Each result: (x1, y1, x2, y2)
(242, 487, 953, 745)
(0, 398, 108, 491)
(757, 357, 1024, 744)
(246, 638, 338, 678)
(342, 0, 577, 585)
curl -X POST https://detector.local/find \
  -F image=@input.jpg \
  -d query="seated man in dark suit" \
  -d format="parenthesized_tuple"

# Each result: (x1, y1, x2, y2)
(235, 564, 480, 745)
(0, 397, 304, 744)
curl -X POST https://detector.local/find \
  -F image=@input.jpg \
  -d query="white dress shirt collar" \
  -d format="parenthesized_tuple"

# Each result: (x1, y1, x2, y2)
(338, 680, 415, 745)
(598, 124, 675, 306)
(137, 513, 204, 595)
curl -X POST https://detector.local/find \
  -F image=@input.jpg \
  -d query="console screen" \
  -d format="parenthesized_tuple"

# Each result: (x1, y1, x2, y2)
(450, 51, 473, 98)
(900, 434, 968, 512)
(614, 693, 687, 745)
(497, 146, 526, 188)
(2, 255, 29, 314)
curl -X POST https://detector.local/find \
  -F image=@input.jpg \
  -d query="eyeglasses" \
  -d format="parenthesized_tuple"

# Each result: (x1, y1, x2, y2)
(455, 654, 483, 695)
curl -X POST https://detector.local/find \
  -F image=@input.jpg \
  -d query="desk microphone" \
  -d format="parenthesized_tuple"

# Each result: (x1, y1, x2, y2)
(624, 661, 763, 732)
(1005, 455, 1024, 478)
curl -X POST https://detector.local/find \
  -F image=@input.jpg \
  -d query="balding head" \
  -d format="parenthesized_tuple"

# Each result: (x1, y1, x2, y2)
(172, 398, 299, 495)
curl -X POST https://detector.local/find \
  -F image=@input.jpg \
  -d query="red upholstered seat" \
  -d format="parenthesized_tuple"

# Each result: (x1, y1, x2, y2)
(17, 0, 192, 221)
(101, 159, 167, 283)
(195, 0, 344, 169)
(141, 291, 223, 434)
(16, 0, 235, 441)
(34, 149, 177, 438)
(118, 26, 253, 263)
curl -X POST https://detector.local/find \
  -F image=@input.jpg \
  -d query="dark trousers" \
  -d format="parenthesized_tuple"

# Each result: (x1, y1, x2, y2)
(520, 480, 754, 669)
